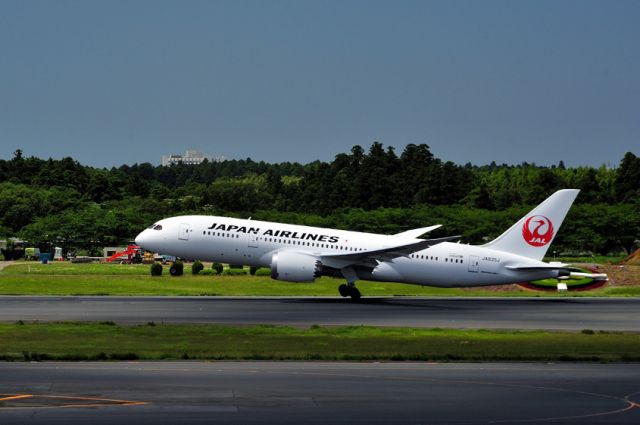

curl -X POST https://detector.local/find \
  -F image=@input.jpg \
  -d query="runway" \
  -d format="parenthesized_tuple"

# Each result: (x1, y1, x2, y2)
(1, 362, 639, 424)
(1, 296, 640, 331)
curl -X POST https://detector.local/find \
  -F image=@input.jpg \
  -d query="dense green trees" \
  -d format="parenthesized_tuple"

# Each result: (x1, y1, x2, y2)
(615, 152, 640, 202)
(0, 145, 638, 255)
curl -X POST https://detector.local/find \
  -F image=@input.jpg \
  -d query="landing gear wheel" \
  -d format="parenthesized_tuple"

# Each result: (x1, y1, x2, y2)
(349, 287, 361, 300)
(169, 266, 178, 276)
(338, 284, 349, 297)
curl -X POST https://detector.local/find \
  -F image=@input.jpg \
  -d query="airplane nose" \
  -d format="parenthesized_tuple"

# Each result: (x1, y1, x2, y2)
(135, 232, 145, 247)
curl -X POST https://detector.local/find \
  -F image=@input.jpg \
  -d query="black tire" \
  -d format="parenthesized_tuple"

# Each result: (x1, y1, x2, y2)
(338, 284, 349, 297)
(350, 287, 361, 300)
(169, 266, 178, 276)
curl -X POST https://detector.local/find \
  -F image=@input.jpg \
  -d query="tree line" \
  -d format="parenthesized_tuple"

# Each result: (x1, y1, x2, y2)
(0, 144, 638, 255)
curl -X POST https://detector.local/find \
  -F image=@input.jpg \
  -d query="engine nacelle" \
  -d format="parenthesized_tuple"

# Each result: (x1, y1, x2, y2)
(270, 251, 322, 282)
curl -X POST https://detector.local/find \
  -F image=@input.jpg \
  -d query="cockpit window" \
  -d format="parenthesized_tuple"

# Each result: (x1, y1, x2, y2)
(153, 225, 163, 231)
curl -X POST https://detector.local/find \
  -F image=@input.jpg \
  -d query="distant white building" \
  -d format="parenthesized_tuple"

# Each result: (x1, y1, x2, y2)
(162, 150, 222, 166)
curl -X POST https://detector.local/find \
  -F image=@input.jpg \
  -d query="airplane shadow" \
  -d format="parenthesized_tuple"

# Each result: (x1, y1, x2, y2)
(280, 297, 470, 310)
(279, 296, 600, 310)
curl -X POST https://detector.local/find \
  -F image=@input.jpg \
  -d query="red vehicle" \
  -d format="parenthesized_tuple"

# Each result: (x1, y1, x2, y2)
(106, 245, 143, 264)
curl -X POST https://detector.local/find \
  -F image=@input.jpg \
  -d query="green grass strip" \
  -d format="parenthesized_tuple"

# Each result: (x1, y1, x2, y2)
(2, 263, 639, 297)
(1, 273, 639, 297)
(1, 322, 639, 362)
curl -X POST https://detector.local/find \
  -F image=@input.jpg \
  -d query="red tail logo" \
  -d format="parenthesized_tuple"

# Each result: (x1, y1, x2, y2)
(522, 215, 554, 247)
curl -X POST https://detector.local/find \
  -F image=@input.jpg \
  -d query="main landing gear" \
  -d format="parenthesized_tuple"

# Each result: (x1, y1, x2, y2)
(338, 284, 361, 300)
(339, 266, 361, 300)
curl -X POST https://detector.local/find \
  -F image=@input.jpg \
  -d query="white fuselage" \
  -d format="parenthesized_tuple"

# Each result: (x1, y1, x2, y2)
(135, 215, 560, 288)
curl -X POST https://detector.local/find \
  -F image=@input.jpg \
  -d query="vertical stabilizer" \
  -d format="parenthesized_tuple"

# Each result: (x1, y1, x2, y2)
(483, 189, 579, 260)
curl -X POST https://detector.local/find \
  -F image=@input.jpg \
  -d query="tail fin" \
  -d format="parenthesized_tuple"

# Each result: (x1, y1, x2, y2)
(483, 189, 579, 260)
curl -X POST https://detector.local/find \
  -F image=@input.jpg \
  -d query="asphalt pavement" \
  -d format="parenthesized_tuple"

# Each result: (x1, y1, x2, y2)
(1, 361, 639, 424)
(0, 296, 639, 331)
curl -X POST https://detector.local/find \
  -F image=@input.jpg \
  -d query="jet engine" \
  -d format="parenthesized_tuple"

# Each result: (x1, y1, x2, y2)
(270, 251, 322, 282)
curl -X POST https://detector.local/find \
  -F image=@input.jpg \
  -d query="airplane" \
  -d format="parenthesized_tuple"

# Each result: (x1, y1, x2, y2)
(135, 189, 586, 299)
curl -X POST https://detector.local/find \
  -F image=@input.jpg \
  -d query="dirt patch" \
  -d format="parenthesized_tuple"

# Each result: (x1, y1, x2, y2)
(597, 263, 640, 286)
(621, 249, 640, 265)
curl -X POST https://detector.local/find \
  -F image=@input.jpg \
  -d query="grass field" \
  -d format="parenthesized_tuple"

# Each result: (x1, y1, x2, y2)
(1, 262, 638, 297)
(1, 322, 638, 362)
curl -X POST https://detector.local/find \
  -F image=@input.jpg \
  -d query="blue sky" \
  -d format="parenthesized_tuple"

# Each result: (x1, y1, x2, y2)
(1, 0, 638, 167)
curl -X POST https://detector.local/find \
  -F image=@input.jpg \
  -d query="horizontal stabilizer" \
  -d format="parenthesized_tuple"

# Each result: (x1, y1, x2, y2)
(394, 225, 442, 239)
(505, 263, 570, 271)
(568, 272, 609, 281)
(507, 264, 609, 282)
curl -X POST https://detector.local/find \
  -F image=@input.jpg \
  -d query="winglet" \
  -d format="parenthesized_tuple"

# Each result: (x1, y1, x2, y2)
(394, 225, 442, 239)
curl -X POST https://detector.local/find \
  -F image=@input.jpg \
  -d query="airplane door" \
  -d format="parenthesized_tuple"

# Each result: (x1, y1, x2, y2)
(179, 223, 190, 241)
(468, 255, 480, 273)
(248, 234, 258, 248)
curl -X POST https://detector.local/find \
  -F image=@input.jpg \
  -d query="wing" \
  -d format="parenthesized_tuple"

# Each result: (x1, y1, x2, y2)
(320, 235, 460, 268)
(394, 225, 442, 239)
